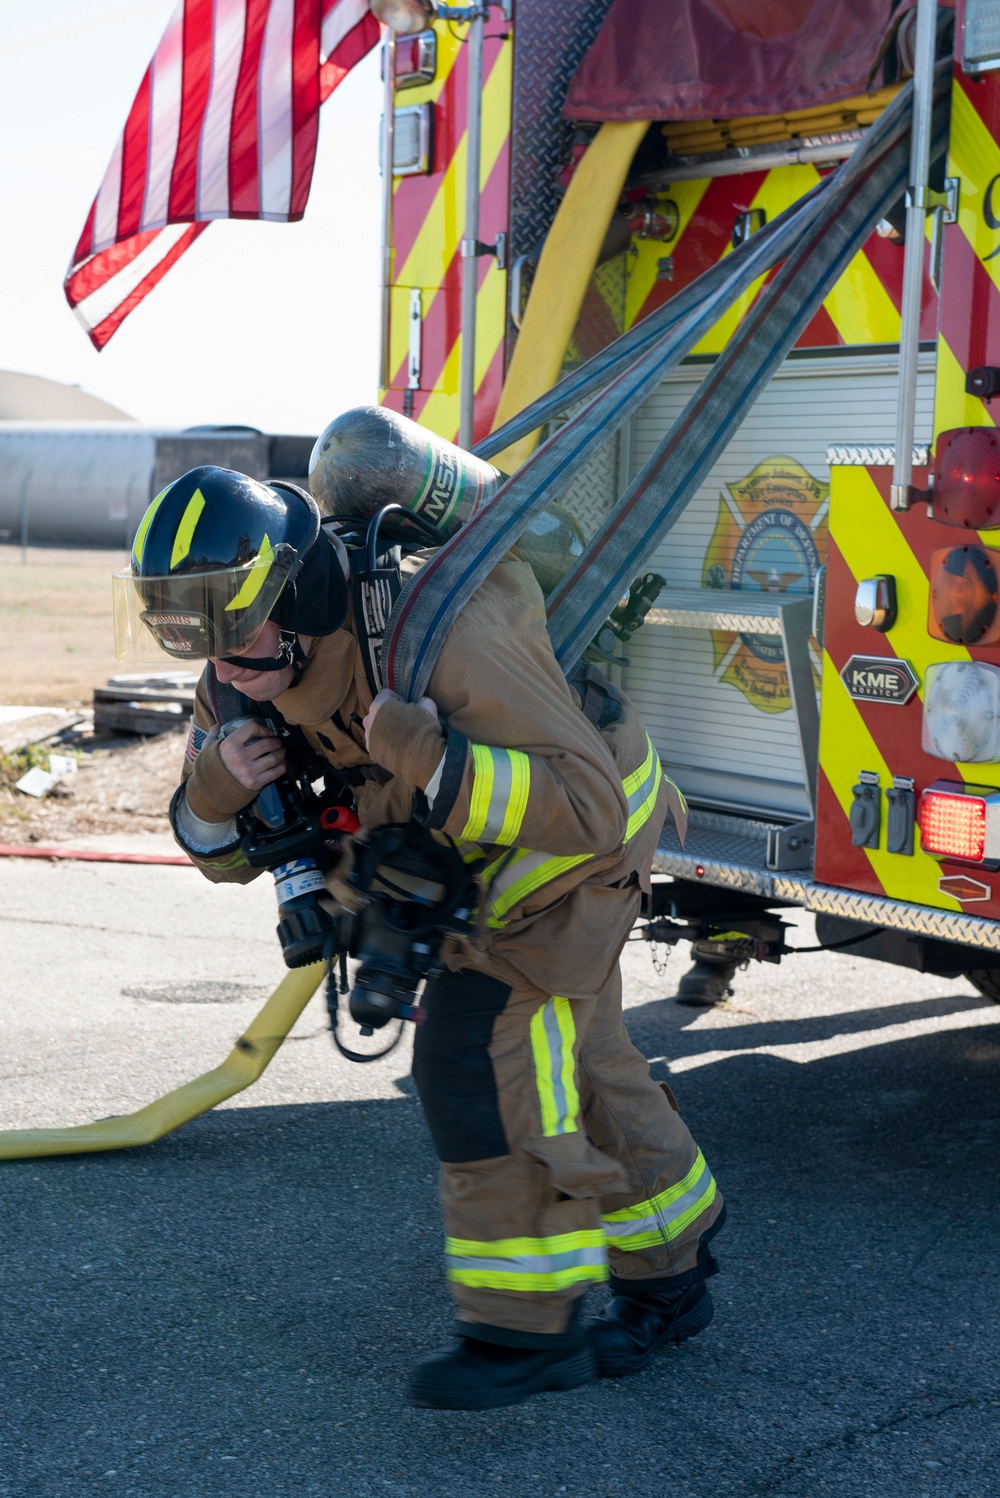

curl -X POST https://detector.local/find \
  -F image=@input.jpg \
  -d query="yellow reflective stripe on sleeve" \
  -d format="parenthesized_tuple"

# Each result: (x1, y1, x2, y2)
(481, 739, 665, 927)
(529, 996, 579, 1136)
(623, 735, 663, 842)
(487, 850, 592, 927)
(498, 750, 530, 844)
(462, 745, 531, 845)
(208, 849, 249, 871)
(169, 487, 206, 570)
(225, 534, 275, 612)
(464, 743, 495, 841)
(446, 1229, 607, 1292)
(132, 486, 169, 565)
(602, 1149, 717, 1253)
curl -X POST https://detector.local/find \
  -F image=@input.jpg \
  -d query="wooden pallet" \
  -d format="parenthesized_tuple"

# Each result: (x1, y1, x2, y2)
(93, 682, 195, 737)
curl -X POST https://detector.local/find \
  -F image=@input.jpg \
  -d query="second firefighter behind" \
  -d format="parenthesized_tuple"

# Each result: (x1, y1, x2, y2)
(117, 456, 726, 1410)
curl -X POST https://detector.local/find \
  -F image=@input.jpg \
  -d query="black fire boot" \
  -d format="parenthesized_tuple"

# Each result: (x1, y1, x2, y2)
(408, 1305, 595, 1410)
(589, 1278, 714, 1378)
(675, 938, 740, 1007)
(589, 1211, 725, 1378)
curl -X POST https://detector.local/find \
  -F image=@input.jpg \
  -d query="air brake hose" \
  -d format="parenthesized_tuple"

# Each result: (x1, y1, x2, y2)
(0, 961, 325, 1160)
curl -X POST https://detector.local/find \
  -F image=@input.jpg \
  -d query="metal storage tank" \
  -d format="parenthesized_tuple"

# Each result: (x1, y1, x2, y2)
(0, 425, 315, 548)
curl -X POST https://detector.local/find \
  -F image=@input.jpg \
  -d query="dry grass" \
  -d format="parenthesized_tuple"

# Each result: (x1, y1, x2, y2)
(0, 543, 129, 705)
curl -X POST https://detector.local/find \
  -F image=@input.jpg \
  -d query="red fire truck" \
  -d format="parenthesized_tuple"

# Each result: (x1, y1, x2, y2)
(374, 0, 1000, 997)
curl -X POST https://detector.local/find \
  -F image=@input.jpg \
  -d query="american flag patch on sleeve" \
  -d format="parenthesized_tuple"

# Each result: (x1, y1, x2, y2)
(185, 718, 209, 765)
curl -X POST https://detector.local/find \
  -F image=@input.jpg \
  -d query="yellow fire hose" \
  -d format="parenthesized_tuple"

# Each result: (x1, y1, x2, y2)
(489, 119, 647, 474)
(0, 961, 325, 1160)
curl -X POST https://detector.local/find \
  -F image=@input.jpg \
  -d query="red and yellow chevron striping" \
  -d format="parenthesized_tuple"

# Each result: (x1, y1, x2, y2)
(380, 18, 512, 445)
(815, 464, 1000, 919)
(620, 163, 936, 353)
(933, 70, 1000, 438)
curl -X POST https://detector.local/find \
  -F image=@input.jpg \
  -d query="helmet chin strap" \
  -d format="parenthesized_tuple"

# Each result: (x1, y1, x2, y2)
(218, 630, 308, 683)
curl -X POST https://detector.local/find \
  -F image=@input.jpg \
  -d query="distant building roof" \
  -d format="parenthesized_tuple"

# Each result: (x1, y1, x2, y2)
(0, 370, 133, 421)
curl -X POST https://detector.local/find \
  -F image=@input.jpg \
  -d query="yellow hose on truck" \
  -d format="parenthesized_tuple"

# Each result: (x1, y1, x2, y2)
(488, 120, 647, 474)
(0, 962, 325, 1160)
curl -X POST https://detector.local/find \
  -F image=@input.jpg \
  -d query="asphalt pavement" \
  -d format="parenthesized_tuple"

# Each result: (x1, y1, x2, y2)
(1, 852, 999, 1497)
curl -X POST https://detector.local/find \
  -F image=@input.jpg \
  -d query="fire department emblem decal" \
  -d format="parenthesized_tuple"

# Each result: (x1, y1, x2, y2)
(702, 456, 828, 713)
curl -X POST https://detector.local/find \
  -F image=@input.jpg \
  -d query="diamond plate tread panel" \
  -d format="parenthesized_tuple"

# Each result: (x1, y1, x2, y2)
(645, 587, 786, 636)
(826, 443, 930, 466)
(653, 820, 1000, 951)
(544, 394, 619, 540)
(509, 0, 615, 264)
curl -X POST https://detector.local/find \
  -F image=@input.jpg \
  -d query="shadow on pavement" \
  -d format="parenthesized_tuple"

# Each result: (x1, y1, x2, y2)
(2, 1004, 1000, 1497)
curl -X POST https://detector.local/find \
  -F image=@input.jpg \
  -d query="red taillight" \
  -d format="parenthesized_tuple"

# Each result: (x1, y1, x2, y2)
(933, 427, 1000, 529)
(919, 787, 987, 861)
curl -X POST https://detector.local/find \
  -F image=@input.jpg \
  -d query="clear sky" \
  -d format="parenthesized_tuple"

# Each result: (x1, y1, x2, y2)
(1, 0, 384, 437)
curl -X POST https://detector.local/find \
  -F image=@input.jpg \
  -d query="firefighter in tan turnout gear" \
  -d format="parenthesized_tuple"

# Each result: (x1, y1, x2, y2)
(115, 449, 725, 1411)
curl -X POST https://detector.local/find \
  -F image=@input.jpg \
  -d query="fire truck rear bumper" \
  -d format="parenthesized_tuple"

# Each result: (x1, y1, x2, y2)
(653, 809, 1000, 955)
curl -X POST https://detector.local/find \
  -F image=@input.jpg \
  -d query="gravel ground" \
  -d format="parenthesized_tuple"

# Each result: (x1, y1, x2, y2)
(0, 858, 998, 1496)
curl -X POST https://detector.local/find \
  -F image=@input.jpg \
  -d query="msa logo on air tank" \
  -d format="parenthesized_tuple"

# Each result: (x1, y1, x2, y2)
(419, 449, 461, 529)
(840, 655, 918, 705)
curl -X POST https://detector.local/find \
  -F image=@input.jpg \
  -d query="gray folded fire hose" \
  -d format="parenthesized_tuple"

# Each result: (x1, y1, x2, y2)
(384, 69, 950, 703)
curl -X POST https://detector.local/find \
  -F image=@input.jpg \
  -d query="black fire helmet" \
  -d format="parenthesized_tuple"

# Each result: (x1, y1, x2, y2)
(113, 466, 348, 665)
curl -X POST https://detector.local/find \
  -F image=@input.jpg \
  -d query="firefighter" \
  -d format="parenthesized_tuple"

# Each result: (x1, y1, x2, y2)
(118, 464, 725, 1411)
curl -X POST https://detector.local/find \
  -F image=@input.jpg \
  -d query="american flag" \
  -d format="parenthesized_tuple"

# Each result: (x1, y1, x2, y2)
(65, 0, 379, 349)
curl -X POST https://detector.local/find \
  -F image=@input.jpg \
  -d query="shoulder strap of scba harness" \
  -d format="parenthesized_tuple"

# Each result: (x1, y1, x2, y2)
(350, 544, 404, 698)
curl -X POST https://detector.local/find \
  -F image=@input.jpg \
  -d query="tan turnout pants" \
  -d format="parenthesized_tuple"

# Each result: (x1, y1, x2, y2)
(412, 950, 724, 1340)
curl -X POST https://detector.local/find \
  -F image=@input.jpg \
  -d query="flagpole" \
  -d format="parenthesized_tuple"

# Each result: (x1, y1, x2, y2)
(458, 9, 485, 450)
(379, 26, 396, 394)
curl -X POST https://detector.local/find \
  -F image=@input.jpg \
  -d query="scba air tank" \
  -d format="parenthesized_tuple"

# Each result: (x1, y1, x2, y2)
(308, 405, 584, 595)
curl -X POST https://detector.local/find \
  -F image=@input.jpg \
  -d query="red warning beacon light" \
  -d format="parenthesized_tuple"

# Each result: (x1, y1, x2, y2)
(933, 428, 1000, 529)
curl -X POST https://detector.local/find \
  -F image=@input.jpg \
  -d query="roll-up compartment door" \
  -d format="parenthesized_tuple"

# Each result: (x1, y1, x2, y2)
(621, 352, 935, 819)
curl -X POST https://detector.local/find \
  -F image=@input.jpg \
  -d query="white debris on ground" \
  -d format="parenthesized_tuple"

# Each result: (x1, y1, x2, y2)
(0, 711, 182, 846)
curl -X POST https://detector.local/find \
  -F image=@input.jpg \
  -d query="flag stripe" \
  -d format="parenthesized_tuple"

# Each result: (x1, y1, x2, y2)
(118, 68, 152, 239)
(258, 0, 295, 217)
(93, 129, 125, 253)
(80, 226, 210, 350)
(320, 7, 378, 100)
(198, 0, 249, 218)
(230, 0, 270, 216)
(168, 0, 213, 220)
(142, 2, 186, 229)
(291, 0, 320, 214)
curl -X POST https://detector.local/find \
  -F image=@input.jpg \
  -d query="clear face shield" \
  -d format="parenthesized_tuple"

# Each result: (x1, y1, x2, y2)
(112, 546, 299, 663)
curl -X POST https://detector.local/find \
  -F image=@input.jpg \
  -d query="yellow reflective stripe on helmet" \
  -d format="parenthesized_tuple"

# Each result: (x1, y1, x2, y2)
(131, 486, 170, 566)
(446, 1229, 607, 1292)
(225, 533, 275, 612)
(461, 745, 531, 845)
(624, 736, 663, 842)
(169, 487, 206, 570)
(529, 996, 579, 1136)
(602, 1149, 717, 1253)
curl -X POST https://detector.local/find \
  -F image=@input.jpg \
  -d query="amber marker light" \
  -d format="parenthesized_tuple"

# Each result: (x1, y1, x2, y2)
(928, 545, 1000, 645)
